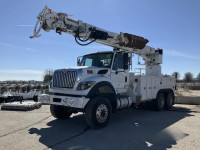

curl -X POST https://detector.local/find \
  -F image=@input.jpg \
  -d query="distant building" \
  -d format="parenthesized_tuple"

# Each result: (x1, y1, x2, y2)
(28, 80, 42, 84)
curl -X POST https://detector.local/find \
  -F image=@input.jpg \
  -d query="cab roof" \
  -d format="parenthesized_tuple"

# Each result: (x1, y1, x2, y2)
(86, 51, 128, 55)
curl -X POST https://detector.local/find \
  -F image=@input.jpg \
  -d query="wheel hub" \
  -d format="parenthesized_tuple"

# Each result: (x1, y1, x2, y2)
(96, 104, 108, 123)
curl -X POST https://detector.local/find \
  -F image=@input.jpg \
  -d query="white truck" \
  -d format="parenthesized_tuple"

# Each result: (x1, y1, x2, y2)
(30, 6, 176, 129)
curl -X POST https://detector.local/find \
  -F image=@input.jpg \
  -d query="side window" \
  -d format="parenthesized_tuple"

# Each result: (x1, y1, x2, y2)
(99, 53, 113, 68)
(77, 56, 82, 66)
(118, 53, 124, 69)
(85, 58, 93, 66)
(112, 53, 124, 70)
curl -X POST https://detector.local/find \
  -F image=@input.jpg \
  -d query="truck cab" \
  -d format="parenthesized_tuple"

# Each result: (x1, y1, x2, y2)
(49, 51, 130, 108)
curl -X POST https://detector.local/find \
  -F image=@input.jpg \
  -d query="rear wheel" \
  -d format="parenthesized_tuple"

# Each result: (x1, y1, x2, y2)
(85, 97, 112, 129)
(154, 93, 165, 111)
(165, 92, 174, 110)
(50, 105, 72, 119)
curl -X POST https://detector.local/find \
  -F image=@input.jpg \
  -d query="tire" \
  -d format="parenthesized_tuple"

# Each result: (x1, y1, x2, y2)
(165, 92, 174, 110)
(13, 96, 17, 101)
(85, 97, 112, 129)
(33, 96, 38, 102)
(154, 93, 165, 111)
(50, 105, 72, 119)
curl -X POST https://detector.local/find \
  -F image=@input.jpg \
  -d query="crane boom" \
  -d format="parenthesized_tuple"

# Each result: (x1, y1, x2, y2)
(30, 5, 162, 65)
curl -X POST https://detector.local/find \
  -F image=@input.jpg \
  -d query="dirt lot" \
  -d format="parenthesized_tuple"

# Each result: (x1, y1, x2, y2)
(175, 90, 200, 104)
(0, 104, 200, 150)
(175, 89, 200, 97)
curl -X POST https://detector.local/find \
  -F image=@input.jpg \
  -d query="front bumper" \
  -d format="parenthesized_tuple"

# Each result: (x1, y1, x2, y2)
(38, 94, 50, 104)
(50, 95, 89, 109)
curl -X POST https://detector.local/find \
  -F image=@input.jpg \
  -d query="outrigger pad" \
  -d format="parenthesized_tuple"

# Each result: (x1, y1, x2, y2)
(1, 102, 42, 111)
(119, 33, 149, 49)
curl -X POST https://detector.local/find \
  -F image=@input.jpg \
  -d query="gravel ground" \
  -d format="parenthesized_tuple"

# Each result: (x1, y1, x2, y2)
(0, 104, 200, 150)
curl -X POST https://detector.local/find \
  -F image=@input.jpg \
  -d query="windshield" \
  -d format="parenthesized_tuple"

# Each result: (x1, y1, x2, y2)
(79, 53, 113, 68)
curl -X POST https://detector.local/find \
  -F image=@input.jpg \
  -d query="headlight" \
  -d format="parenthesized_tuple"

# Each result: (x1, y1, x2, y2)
(77, 81, 95, 90)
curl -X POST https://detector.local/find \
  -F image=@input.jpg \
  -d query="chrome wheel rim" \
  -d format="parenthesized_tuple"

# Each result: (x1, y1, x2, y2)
(96, 104, 108, 123)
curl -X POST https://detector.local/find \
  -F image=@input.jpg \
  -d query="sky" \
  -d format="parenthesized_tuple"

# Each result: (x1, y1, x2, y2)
(0, 0, 200, 81)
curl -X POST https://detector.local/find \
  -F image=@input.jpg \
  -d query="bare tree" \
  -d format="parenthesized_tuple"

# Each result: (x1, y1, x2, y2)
(184, 72, 193, 83)
(43, 69, 53, 83)
(21, 86, 27, 93)
(197, 73, 200, 83)
(27, 85, 32, 92)
(8, 86, 14, 91)
(36, 84, 42, 90)
(15, 85, 20, 92)
(1, 86, 7, 94)
(32, 85, 36, 90)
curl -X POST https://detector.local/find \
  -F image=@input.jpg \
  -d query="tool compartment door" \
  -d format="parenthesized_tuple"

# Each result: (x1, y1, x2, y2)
(151, 77, 157, 99)
(146, 77, 152, 100)
(140, 76, 147, 101)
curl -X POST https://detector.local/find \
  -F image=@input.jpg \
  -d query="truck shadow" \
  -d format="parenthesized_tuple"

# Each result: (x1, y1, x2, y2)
(29, 106, 193, 150)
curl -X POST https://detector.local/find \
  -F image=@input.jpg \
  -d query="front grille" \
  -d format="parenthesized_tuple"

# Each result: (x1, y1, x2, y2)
(53, 70, 77, 88)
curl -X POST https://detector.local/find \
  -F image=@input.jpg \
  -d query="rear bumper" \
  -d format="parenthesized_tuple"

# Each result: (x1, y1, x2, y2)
(50, 95, 89, 109)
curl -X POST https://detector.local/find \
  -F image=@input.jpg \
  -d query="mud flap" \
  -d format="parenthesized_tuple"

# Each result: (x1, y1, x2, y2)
(135, 96, 141, 107)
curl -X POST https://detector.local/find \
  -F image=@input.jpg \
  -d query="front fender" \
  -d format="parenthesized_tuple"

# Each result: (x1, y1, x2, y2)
(86, 81, 117, 112)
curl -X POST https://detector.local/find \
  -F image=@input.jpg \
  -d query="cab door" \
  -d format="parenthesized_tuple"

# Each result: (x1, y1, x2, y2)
(111, 53, 129, 94)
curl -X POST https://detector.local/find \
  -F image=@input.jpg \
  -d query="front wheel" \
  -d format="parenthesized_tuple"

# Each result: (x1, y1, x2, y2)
(33, 95, 38, 102)
(50, 105, 72, 119)
(85, 97, 112, 129)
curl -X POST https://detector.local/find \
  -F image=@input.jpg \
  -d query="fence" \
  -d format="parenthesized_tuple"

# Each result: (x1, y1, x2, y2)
(177, 83, 200, 90)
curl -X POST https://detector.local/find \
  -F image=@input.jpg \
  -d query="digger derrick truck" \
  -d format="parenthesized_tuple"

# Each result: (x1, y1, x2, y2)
(30, 6, 176, 129)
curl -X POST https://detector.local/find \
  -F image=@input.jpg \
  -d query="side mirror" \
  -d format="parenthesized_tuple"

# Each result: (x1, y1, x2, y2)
(77, 57, 81, 66)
